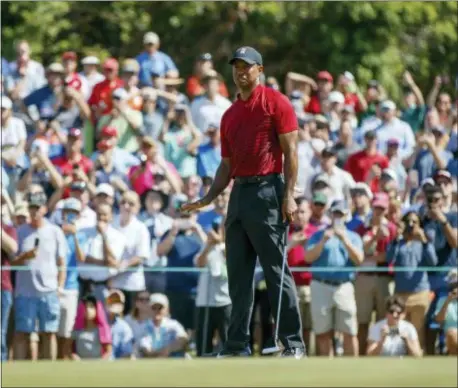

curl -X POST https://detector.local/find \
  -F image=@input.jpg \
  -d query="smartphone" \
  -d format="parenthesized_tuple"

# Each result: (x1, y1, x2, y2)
(66, 212, 77, 224)
(333, 218, 345, 230)
(212, 217, 223, 233)
(34, 237, 40, 248)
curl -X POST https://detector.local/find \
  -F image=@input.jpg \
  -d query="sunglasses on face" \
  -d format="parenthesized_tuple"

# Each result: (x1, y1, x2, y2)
(388, 306, 402, 315)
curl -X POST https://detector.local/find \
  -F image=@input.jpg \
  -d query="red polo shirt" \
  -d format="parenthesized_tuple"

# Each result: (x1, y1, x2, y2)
(305, 94, 323, 114)
(220, 85, 298, 177)
(1, 223, 17, 292)
(344, 149, 389, 183)
(288, 223, 318, 286)
(52, 154, 94, 198)
(88, 78, 124, 115)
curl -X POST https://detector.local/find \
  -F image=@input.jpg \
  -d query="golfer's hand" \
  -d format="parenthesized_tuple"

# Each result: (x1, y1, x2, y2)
(180, 198, 210, 214)
(282, 195, 297, 223)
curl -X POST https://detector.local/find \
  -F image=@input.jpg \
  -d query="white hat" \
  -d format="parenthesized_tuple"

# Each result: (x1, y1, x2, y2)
(149, 293, 169, 308)
(143, 32, 160, 45)
(382, 168, 397, 182)
(106, 289, 125, 314)
(95, 183, 114, 197)
(81, 56, 100, 65)
(47, 62, 64, 73)
(310, 138, 326, 154)
(30, 138, 49, 155)
(328, 91, 345, 104)
(380, 100, 396, 111)
(141, 87, 158, 100)
(350, 182, 373, 200)
(112, 88, 129, 100)
(63, 198, 82, 213)
(1, 95, 12, 110)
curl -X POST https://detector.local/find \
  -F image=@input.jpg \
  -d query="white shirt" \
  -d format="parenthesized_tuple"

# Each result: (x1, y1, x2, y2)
(141, 212, 173, 268)
(50, 202, 97, 232)
(110, 216, 150, 291)
(79, 71, 105, 101)
(368, 318, 418, 356)
(124, 314, 150, 347)
(305, 166, 355, 204)
(190, 95, 232, 132)
(78, 225, 126, 282)
(1, 117, 27, 161)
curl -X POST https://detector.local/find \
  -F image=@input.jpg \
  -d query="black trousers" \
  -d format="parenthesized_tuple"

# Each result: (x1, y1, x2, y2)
(223, 174, 304, 352)
(195, 304, 231, 356)
(249, 288, 274, 354)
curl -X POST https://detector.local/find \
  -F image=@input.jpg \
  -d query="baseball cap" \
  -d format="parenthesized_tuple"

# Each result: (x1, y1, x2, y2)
(106, 289, 125, 315)
(143, 32, 160, 45)
(312, 192, 328, 205)
(381, 168, 397, 181)
(14, 203, 29, 218)
(372, 192, 389, 209)
(380, 100, 396, 111)
(434, 169, 452, 182)
(27, 192, 47, 207)
(330, 200, 348, 214)
(387, 138, 400, 147)
(229, 46, 263, 66)
(47, 62, 64, 73)
(198, 53, 212, 62)
(95, 183, 115, 197)
(122, 59, 140, 74)
(68, 127, 82, 138)
(70, 181, 87, 192)
(141, 87, 158, 101)
(100, 126, 118, 138)
(141, 136, 156, 148)
(317, 71, 333, 82)
(63, 198, 82, 213)
(81, 56, 100, 66)
(112, 88, 129, 100)
(350, 182, 373, 200)
(149, 293, 169, 308)
(431, 126, 446, 135)
(313, 173, 330, 187)
(328, 91, 345, 104)
(290, 90, 304, 100)
(321, 146, 337, 158)
(62, 51, 77, 61)
(364, 130, 377, 139)
(421, 177, 435, 189)
(1, 95, 12, 110)
(103, 58, 119, 70)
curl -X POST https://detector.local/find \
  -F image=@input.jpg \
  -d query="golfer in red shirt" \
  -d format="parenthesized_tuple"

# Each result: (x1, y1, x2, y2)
(182, 46, 305, 358)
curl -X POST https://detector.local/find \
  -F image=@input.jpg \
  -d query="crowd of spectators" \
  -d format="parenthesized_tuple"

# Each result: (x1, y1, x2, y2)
(1, 33, 457, 362)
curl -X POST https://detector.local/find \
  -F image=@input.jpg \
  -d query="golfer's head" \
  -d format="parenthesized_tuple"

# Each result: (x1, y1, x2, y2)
(229, 46, 263, 89)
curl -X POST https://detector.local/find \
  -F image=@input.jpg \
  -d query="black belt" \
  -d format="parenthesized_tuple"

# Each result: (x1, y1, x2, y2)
(78, 277, 108, 286)
(314, 278, 350, 287)
(234, 173, 280, 185)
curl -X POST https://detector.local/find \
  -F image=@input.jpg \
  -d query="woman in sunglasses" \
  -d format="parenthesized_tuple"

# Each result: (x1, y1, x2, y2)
(367, 296, 422, 357)
(386, 210, 438, 349)
(124, 290, 152, 355)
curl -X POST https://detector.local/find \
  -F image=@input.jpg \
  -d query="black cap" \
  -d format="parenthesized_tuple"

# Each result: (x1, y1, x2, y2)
(70, 181, 87, 191)
(27, 192, 47, 207)
(321, 146, 337, 157)
(229, 46, 263, 66)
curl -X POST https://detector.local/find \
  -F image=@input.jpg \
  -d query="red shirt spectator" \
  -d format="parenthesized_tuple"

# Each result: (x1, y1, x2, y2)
(1, 223, 17, 292)
(186, 75, 229, 99)
(288, 223, 318, 286)
(305, 71, 333, 114)
(220, 85, 297, 177)
(343, 92, 363, 113)
(88, 58, 124, 117)
(344, 131, 389, 185)
(62, 51, 84, 92)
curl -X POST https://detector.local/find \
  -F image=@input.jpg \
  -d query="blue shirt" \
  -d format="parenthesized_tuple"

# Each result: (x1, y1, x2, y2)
(136, 51, 178, 86)
(307, 228, 363, 282)
(447, 158, 458, 177)
(413, 149, 453, 184)
(197, 143, 221, 178)
(164, 232, 203, 294)
(197, 209, 220, 232)
(111, 316, 134, 359)
(64, 232, 89, 290)
(423, 212, 458, 291)
(1, 57, 9, 77)
(91, 147, 139, 176)
(387, 239, 438, 293)
(434, 296, 458, 333)
(346, 212, 372, 232)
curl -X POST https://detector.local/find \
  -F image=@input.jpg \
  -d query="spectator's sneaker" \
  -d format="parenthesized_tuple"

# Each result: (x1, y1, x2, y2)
(217, 347, 251, 358)
(280, 348, 305, 359)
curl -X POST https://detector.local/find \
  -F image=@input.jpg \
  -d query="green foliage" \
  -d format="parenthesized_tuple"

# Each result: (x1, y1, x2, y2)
(2, 1, 456, 101)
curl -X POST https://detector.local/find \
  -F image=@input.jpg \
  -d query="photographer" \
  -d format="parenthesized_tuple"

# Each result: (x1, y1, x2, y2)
(434, 269, 458, 355)
(386, 210, 438, 348)
(306, 200, 363, 356)
(194, 213, 231, 356)
(367, 296, 422, 357)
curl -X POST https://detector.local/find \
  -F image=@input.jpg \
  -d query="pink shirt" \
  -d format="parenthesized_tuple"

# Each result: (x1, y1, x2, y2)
(128, 161, 180, 196)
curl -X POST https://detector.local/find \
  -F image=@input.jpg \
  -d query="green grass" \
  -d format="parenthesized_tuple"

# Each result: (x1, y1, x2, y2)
(2, 357, 457, 387)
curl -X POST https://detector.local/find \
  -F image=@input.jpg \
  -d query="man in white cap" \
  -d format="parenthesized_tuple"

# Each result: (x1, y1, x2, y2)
(79, 56, 105, 100)
(136, 31, 179, 87)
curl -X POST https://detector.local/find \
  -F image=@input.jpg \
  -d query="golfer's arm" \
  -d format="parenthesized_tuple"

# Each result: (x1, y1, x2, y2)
(202, 158, 231, 203)
(279, 131, 298, 198)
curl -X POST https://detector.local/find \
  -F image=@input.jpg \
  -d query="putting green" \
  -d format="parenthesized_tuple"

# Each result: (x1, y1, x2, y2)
(2, 357, 457, 387)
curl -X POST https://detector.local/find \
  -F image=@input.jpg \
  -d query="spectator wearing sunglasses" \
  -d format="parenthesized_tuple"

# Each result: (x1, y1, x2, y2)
(124, 290, 152, 351)
(111, 191, 150, 314)
(367, 296, 422, 357)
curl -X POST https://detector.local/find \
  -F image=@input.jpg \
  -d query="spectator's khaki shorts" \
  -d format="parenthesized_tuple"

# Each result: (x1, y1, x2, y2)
(310, 280, 357, 335)
(355, 275, 392, 324)
(58, 290, 79, 338)
(296, 285, 312, 330)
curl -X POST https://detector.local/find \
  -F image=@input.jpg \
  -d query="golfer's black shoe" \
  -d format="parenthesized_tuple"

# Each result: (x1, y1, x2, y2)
(280, 347, 305, 359)
(217, 347, 251, 358)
